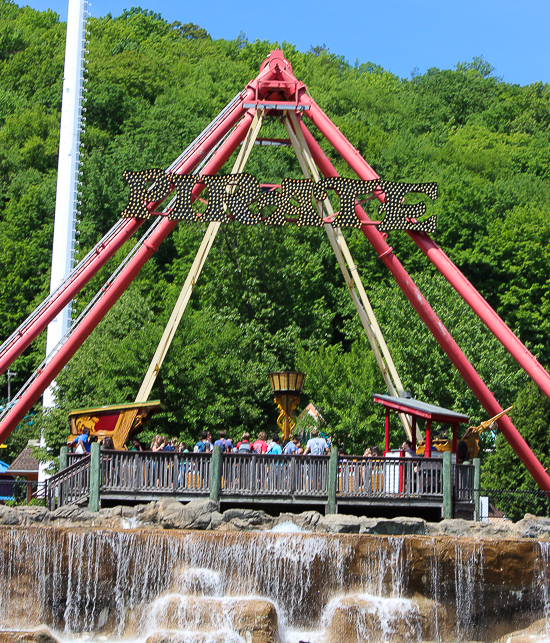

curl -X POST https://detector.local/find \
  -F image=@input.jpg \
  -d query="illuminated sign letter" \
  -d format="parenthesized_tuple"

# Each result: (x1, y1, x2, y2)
(378, 181, 438, 233)
(312, 178, 378, 228)
(258, 179, 320, 226)
(169, 174, 200, 221)
(121, 169, 171, 219)
(222, 173, 261, 225)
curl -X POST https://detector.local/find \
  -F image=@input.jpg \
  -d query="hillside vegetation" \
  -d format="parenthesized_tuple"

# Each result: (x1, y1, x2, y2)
(1, 2, 549, 489)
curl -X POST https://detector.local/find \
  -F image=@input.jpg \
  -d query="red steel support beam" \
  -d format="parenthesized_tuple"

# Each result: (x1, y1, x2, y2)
(425, 419, 432, 458)
(0, 108, 256, 444)
(0, 86, 258, 376)
(384, 407, 390, 454)
(300, 112, 550, 491)
(302, 91, 550, 396)
(407, 231, 550, 400)
(0, 218, 143, 375)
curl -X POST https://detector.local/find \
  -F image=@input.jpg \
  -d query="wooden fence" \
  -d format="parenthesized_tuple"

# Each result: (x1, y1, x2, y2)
(101, 450, 211, 495)
(50, 449, 475, 516)
(47, 454, 91, 510)
(220, 453, 328, 497)
(337, 456, 443, 498)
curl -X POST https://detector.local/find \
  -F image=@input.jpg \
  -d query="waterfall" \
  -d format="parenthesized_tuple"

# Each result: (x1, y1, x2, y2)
(0, 526, 547, 642)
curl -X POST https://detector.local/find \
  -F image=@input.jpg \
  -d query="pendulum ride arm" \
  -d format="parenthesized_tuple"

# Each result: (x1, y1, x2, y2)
(134, 110, 266, 403)
(407, 232, 550, 401)
(298, 95, 550, 402)
(0, 89, 251, 377)
(0, 217, 143, 375)
(282, 112, 419, 442)
(298, 105, 550, 491)
(0, 102, 258, 445)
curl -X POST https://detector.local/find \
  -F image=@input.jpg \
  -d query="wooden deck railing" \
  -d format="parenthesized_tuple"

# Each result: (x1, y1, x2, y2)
(46, 454, 91, 510)
(453, 463, 476, 501)
(100, 450, 211, 494)
(54, 448, 476, 515)
(220, 454, 329, 497)
(337, 456, 444, 498)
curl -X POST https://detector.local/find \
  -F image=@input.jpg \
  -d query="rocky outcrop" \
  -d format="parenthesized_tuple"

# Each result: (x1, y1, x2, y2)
(1, 499, 550, 539)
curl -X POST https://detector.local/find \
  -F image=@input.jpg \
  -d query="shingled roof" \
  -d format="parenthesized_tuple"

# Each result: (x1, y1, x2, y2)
(7, 440, 40, 474)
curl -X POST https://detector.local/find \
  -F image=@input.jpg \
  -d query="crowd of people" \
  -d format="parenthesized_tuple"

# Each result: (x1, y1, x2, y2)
(140, 427, 331, 456)
(71, 426, 333, 456)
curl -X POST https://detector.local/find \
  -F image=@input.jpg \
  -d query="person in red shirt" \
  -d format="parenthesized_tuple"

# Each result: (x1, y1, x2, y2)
(251, 431, 268, 454)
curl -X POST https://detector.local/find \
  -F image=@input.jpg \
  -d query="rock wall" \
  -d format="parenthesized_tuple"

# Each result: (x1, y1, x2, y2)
(2, 497, 550, 539)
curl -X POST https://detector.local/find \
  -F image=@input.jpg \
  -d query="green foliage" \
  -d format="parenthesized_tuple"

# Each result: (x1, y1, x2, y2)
(481, 381, 550, 519)
(0, 3, 548, 483)
(296, 339, 383, 454)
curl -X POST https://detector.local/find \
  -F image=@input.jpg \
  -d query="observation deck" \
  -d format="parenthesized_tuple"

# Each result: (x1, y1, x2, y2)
(46, 447, 477, 521)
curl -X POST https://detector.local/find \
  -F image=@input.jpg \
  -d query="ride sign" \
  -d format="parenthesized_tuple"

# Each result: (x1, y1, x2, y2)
(121, 169, 438, 233)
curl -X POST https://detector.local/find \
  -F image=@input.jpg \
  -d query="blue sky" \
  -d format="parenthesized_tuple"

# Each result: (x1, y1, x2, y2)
(21, 0, 550, 87)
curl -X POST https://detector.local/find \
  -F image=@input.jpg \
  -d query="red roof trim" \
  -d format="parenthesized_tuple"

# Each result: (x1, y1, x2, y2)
(373, 395, 470, 424)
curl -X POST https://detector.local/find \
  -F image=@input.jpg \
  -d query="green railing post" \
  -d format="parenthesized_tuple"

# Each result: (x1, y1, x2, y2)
(473, 458, 481, 521)
(209, 446, 222, 504)
(59, 446, 68, 472)
(326, 448, 338, 515)
(89, 442, 101, 512)
(443, 451, 452, 519)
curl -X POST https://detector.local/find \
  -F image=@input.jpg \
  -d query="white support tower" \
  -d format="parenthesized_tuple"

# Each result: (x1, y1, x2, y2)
(43, 0, 89, 408)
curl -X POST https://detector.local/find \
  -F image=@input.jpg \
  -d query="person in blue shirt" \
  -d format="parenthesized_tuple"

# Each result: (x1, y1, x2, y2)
(214, 430, 228, 452)
(268, 433, 283, 455)
(283, 435, 300, 455)
(73, 427, 91, 453)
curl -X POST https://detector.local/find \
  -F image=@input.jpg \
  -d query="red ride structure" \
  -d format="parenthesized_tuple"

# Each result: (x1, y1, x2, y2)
(2, 50, 550, 491)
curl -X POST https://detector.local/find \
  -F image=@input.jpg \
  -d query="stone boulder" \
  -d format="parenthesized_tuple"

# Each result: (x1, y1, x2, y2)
(513, 514, 550, 540)
(273, 510, 321, 531)
(322, 594, 444, 643)
(359, 516, 426, 535)
(496, 617, 549, 642)
(222, 508, 274, 530)
(317, 514, 362, 533)
(158, 498, 218, 530)
(136, 596, 279, 643)
(0, 630, 61, 642)
(0, 504, 22, 526)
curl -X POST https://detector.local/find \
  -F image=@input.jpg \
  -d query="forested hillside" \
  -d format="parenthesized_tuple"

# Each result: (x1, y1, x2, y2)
(1, 1, 549, 485)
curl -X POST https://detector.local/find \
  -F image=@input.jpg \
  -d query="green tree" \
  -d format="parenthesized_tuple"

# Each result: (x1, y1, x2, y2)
(481, 381, 550, 520)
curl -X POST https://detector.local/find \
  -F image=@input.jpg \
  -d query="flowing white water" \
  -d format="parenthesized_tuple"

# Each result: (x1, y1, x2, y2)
(0, 527, 548, 642)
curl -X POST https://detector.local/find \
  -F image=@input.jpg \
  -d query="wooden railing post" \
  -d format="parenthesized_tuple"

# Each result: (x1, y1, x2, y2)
(89, 442, 101, 512)
(443, 451, 452, 519)
(326, 448, 338, 514)
(209, 446, 222, 503)
(473, 458, 481, 521)
(59, 446, 68, 472)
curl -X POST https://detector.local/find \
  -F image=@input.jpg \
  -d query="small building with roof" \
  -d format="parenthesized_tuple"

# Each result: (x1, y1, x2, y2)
(7, 439, 40, 503)
(373, 393, 470, 457)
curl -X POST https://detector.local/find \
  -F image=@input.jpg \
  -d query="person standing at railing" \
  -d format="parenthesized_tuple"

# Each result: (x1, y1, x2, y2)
(252, 431, 268, 454)
(214, 430, 228, 452)
(194, 432, 210, 453)
(205, 432, 214, 452)
(72, 427, 91, 454)
(267, 434, 283, 455)
(284, 435, 300, 455)
(129, 440, 143, 451)
(237, 433, 252, 453)
(303, 428, 329, 455)
(401, 441, 416, 457)
(163, 438, 178, 452)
